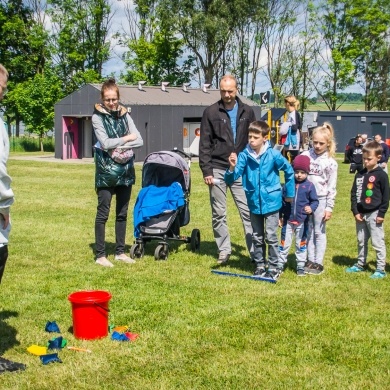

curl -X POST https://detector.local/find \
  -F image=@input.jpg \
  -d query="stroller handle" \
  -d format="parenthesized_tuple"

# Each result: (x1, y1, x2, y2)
(172, 147, 197, 159)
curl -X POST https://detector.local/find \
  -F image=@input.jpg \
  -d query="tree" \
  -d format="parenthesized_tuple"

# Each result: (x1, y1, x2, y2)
(346, 0, 390, 110)
(311, 0, 356, 110)
(159, 0, 237, 85)
(11, 70, 64, 150)
(0, 0, 48, 135)
(48, 0, 112, 93)
(262, 0, 301, 107)
(119, 0, 195, 85)
(281, 1, 319, 113)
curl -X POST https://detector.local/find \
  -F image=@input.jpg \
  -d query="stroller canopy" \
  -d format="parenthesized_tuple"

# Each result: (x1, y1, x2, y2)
(142, 151, 190, 191)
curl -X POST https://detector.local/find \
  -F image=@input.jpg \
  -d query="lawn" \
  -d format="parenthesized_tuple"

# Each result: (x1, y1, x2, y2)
(306, 102, 366, 112)
(1, 154, 390, 389)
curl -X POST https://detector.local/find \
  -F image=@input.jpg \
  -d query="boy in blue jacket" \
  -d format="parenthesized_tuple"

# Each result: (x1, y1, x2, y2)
(278, 155, 319, 276)
(225, 120, 295, 280)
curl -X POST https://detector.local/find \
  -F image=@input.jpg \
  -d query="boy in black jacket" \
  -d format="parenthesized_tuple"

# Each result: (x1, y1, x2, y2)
(347, 141, 390, 279)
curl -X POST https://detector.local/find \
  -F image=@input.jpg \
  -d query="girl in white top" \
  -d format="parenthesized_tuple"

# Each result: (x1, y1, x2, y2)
(301, 122, 338, 274)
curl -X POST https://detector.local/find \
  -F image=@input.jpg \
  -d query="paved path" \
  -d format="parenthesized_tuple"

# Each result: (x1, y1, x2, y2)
(9, 154, 94, 164)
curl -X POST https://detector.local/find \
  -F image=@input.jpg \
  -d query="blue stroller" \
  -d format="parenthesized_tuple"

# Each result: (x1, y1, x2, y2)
(130, 149, 200, 260)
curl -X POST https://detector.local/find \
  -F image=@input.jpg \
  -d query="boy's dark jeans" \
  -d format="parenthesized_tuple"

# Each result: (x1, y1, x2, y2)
(0, 245, 8, 284)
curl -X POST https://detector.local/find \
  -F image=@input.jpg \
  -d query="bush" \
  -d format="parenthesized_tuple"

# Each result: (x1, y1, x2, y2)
(9, 136, 55, 152)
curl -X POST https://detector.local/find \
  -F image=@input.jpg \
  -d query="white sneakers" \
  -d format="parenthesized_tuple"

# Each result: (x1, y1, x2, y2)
(114, 254, 136, 264)
(96, 254, 136, 267)
(96, 257, 114, 267)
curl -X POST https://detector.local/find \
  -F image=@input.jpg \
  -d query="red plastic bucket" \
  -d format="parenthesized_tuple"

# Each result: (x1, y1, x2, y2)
(68, 290, 112, 340)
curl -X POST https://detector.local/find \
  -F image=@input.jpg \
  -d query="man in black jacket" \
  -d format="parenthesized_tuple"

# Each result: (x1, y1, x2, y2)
(348, 135, 364, 173)
(199, 75, 255, 264)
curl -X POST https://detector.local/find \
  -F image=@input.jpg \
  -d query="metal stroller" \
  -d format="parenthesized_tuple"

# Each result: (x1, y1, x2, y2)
(130, 149, 200, 260)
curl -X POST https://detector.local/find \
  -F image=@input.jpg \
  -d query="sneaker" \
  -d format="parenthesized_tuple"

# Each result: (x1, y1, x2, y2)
(0, 357, 26, 374)
(96, 257, 114, 267)
(346, 264, 365, 273)
(114, 254, 136, 264)
(305, 263, 324, 275)
(217, 253, 230, 265)
(264, 268, 282, 280)
(253, 267, 266, 277)
(297, 269, 305, 276)
(304, 260, 315, 273)
(370, 270, 386, 279)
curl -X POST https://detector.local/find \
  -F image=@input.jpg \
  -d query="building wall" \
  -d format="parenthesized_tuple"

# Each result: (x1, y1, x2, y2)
(317, 111, 390, 152)
(55, 85, 262, 161)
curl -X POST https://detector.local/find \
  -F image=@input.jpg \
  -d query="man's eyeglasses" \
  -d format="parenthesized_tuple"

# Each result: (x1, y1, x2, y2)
(103, 98, 118, 103)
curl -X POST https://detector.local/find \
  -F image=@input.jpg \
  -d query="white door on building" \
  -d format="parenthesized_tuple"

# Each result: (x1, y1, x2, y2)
(183, 122, 200, 155)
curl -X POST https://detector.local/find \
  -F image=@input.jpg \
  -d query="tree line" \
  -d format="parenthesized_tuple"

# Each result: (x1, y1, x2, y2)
(0, 0, 389, 138)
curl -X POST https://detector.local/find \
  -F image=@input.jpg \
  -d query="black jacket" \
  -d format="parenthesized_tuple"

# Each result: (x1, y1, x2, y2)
(348, 143, 363, 165)
(351, 166, 389, 218)
(199, 97, 256, 177)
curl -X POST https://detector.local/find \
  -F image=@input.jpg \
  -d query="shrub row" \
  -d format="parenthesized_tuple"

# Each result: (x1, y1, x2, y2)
(9, 137, 55, 152)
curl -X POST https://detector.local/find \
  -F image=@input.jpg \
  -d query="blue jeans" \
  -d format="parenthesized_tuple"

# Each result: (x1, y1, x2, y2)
(95, 186, 132, 258)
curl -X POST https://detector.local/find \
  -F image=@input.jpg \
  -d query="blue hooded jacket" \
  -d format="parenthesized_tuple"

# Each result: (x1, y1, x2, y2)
(225, 143, 295, 215)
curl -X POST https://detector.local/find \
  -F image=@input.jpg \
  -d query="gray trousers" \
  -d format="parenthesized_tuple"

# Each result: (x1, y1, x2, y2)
(356, 210, 386, 272)
(307, 197, 327, 265)
(209, 168, 253, 257)
(250, 211, 280, 269)
(278, 221, 307, 271)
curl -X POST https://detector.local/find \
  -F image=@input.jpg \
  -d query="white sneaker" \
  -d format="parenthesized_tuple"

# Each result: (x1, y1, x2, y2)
(96, 257, 114, 267)
(114, 254, 136, 264)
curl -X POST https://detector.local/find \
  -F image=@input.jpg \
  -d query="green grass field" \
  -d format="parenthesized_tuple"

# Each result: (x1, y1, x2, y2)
(1, 154, 390, 389)
(306, 102, 366, 111)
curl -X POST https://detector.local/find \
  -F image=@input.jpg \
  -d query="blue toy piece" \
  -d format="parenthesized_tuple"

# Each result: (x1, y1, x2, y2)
(40, 353, 62, 365)
(45, 321, 61, 333)
(211, 270, 277, 284)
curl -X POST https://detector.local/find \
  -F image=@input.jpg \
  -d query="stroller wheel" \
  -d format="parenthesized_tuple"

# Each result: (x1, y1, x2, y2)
(190, 229, 201, 252)
(154, 244, 169, 261)
(130, 243, 144, 259)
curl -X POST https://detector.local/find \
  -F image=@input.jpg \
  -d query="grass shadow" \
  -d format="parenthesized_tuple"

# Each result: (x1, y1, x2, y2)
(0, 310, 20, 355)
(332, 255, 384, 272)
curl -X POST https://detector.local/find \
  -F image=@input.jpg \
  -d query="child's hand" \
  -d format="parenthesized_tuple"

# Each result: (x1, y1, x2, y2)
(285, 197, 293, 203)
(355, 213, 363, 222)
(376, 216, 384, 224)
(228, 153, 237, 170)
(278, 218, 283, 227)
(323, 211, 332, 221)
(304, 206, 312, 214)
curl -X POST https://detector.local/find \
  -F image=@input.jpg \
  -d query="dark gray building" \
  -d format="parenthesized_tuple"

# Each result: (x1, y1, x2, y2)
(54, 84, 261, 161)
(316, 111, 390, 152)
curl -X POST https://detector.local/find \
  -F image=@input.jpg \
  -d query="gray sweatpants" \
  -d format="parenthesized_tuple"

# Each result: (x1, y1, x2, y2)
(209, 168, 253, 257)
(356, 210, 386, 272)
(250, 211, 280, 270)
(278, 221, 307, 271)
(307, 197, 327, 265)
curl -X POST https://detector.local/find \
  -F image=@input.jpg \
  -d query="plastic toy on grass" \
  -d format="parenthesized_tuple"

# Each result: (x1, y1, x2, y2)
(27, 345, 47, 356)
(45, 321, 61, 333)
(211, 269, 277, 284)
(48, 336, 67, 350)
(40, 353, 62, 365)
